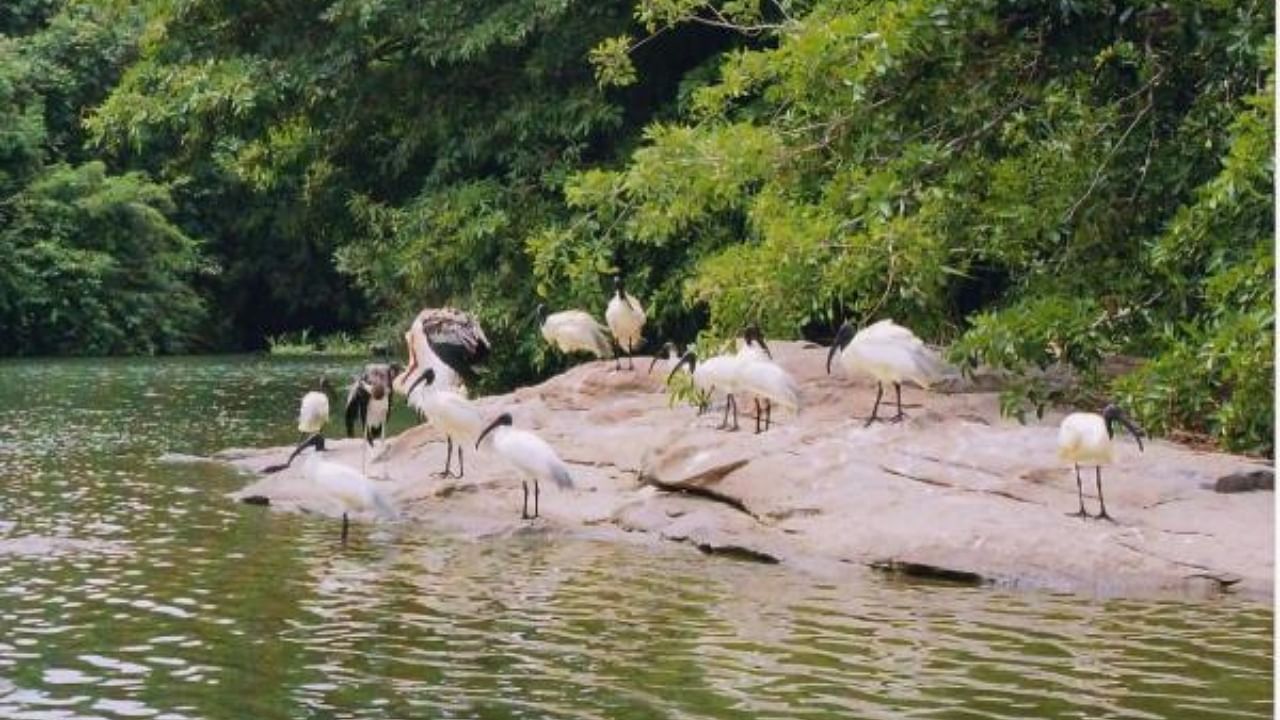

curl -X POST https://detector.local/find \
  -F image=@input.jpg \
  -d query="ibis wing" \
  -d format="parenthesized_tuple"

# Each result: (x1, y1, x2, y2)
(345, 381, 369, 437)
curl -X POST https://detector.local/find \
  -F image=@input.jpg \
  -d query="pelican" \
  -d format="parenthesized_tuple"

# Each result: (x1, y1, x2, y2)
(405, 368, 485, 478)
(346, 362, 401, 472)
(647, 341, 683, 375)
(297, 377, 332, 448)
(605, 276, 646, 370)
(669, 349, 744, 428)
(397, 307, 490, 396)
(475, 412, 574, 519)
(261, 434, 397, 541)
(1058, 405, 1145, 521)
(827, 319, 946, 426)
(537, 305, 614, 361)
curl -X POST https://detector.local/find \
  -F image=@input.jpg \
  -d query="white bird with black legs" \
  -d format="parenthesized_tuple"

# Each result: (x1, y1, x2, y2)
(346, 362, 401, 474)
(733, 326, 800, 434)
(260, 434, 397, 542)
(1058, 404, 1145, 522)
(296, 377, 332, 448)
(536, 305, 614, 362)
(827, 319, 946, 426)
(669, 347, 745, 429)
(605, 276, 646, 370)
(475, 412, 574, 520)
(405, 368, 485, 478)
(396, 307, 490, 397)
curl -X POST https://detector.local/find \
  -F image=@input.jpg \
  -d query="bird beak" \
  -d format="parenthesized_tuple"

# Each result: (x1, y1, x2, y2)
(827, 324, 853, 374)
(1120, 416, 1146, 452)
(475, 417, 502, 450)
(405, 371, 429, 397)
(647, 354, 662, 375)
(758, 336, 772, 359)
(668, 351, 695, 382)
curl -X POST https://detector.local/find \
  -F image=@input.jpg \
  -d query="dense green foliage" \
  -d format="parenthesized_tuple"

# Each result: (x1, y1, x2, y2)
(0, 0, 1272, 452)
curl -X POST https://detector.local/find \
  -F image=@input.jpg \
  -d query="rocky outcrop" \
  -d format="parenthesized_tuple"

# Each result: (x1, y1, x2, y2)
(221, 342, 1273, 602)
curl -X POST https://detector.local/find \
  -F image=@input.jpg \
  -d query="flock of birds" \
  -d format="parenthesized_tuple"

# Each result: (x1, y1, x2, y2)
(259, 276, 1146, 540)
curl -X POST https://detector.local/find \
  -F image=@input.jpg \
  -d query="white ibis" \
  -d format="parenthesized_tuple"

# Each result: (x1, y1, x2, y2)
(346, 362, 401, 472)
(1057, 405, 1145, 521)
(397, 307, 490, 396)
(297, 377, 332, 448)
(605, 276, 646, 370)
(537, 305, 614, 362)
(668, 349, 744, 429)
(405, 368, 485, 478)
(261, 434, 397, 542)
(827, 319, 946, 426)
(475, 412, 574, 520)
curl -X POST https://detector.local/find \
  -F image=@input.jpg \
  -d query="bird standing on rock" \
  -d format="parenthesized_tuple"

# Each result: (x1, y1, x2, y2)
(605, 276, 646, 371)
(405, 368, 485, 478)
(1057, 404, 1145, 521)
(297, 377, 332, 449)
(537, 304, 614, 363)
(475, 412, 574, 520)
(346, 362, 401, 473)
(827, 319, 946, 426)
(669, 348, 743, 428)
(397, 307, 490, 396)
(734, 326, 799, 433)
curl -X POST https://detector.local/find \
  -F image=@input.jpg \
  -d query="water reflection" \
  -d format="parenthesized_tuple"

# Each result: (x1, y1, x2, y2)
(0, 356, 1271, 719)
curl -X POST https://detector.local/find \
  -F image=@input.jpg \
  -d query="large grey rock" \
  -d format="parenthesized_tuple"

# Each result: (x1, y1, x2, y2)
(221, 342, 1273, 602)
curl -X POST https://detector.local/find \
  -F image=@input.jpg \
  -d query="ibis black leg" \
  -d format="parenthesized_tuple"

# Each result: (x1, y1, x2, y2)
(457, 446, 465, 478)
(534, 479, 541, 519)
(864, 382, 884, 427)
(766, 400, 772, 431)
(521, 480, 531, 520)
(627, 345, 635, 371)
(754, 397, 763, 434)
(341, 512, 349, 543)
(730, 394, 740, 431)
(718, 393, 731, 429)
(437, 436, 454, 477)
(1094, 466, 1114, 522)
(1067, 464, 1089, 518)
(892, 382, 905, 422)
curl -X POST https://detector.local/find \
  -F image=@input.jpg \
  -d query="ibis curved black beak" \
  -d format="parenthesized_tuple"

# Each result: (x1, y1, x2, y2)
(647, 354, 662, 375)
(827, 323, 854, 374)
(1103, 404, 1145, 452)
(475, 412, 512, 450)
(647, 342, 676, 374)
(667, 351, 696, 383)
(405, 368, 435, 397)
(263, 433, 323, 474)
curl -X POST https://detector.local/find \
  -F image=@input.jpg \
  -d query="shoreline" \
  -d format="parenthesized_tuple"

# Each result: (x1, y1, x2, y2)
(218, 342, 1274, 603)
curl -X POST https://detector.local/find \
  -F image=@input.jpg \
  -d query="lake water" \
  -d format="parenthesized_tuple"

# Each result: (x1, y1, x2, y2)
(0, 356, 1271, 719)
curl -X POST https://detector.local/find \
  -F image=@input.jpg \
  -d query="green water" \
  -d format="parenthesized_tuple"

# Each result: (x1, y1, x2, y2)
(0, 356, 1271, 719)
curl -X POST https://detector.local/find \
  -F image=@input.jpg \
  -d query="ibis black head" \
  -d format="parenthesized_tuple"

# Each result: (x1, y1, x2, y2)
(613, 275, 624, 297)
(316, 376, 333, 392)
(743, 324, 772, 359)
(476, 412, 514, 449)
(668, 350, 697, 382)
(262, 433, 324, 474)
(405, 367, 436, 397)
(1102, 404, 1145, 451)
(648, 341, 680, 374)
(827, 321, 856, 374)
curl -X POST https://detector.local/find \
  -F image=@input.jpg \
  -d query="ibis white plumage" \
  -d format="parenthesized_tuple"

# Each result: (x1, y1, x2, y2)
(405, 368, 486, 478)
(297, 377, 332, 443)
(261, 434, 397, 541)
(475, 412, 574, 519)
(397, 307, 491, 397)
(731, 326, 800, 433)
(605, 276, 646, 370)
(827, 319, 946, 426)
(1057, 405, 1145, 521)
(669, 349, 745, 429)
(538, 305, 614, 361)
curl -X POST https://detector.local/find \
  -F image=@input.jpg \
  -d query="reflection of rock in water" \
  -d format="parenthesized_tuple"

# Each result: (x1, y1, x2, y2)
(222, 342, 1274, 602)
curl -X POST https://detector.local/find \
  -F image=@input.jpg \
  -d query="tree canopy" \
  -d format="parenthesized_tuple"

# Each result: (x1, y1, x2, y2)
(0, 0, 1272, 453)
